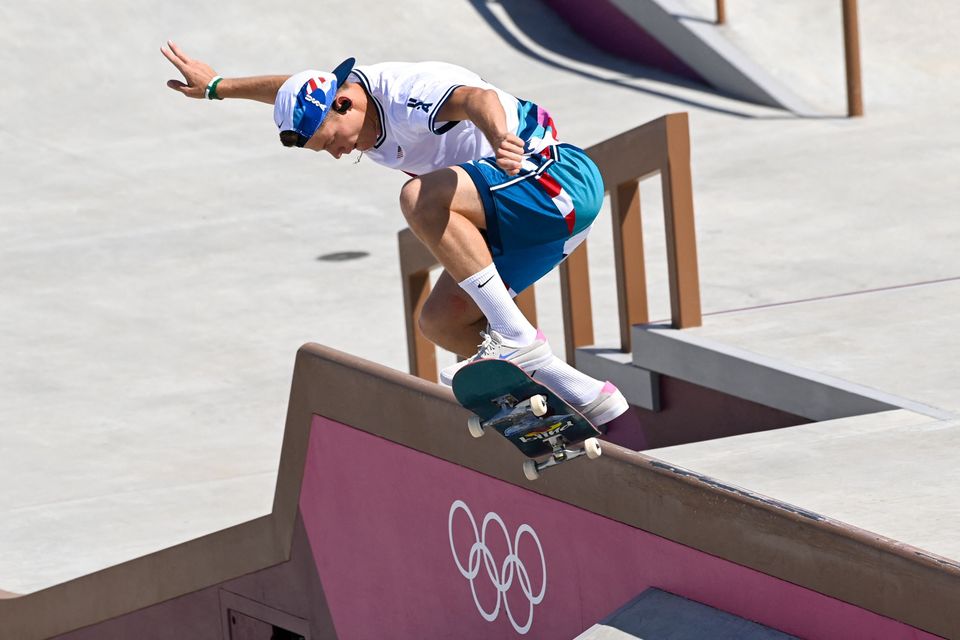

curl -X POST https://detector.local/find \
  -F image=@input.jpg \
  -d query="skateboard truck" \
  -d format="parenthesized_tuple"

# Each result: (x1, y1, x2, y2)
(466, 393, 548, 438)
(522, 435, 602, 481)
(466, 393, 602, 480)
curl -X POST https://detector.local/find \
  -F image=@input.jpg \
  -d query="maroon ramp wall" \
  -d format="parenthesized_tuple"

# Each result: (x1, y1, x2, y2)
(605, 374, 812, 452)
(293, 417, 940, 639)
(2, 345, 958, 639)
(541, 0, 705, 82)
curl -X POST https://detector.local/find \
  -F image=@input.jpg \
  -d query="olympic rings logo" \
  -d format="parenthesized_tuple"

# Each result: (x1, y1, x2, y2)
(447, 500, 547, 635)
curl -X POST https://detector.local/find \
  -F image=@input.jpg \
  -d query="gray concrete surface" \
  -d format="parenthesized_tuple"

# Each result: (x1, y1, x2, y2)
(647, 409, 960, 562)
(629, 323, 950, 421)
(1, 0, 958, 594)
(610, 0, 818, 114)
(680, 279, 960, 416)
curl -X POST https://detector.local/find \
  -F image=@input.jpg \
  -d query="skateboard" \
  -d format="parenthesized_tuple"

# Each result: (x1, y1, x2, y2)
(452, 359, 602, 480)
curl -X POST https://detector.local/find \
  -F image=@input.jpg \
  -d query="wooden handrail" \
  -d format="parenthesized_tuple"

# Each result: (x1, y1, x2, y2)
(841, 0, 864, 117)
(398, 229, 439, 381)
(398, 113, 701, 382)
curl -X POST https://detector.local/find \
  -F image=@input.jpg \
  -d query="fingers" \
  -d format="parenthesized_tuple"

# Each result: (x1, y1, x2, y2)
(166, 40, 192, 65)
(166, 79, 189, 94)
(160, 43, 191, 88)
(496, 151, 523, 175)
(496, 133, 526, 176)
(160, 44, 183, 71)
(497, 155, 522, 176)
(161, 41, 215, 98)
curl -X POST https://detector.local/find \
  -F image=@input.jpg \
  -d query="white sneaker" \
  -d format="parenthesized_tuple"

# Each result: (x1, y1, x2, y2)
(440, 329, 553, 386)
(575, 381, 629, 427)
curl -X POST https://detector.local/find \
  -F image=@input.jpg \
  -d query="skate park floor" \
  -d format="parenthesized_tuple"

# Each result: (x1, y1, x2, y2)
(1, 0, 958, 596)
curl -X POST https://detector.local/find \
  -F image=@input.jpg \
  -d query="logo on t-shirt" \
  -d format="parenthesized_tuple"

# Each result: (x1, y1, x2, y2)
(406, 98, 433, 113)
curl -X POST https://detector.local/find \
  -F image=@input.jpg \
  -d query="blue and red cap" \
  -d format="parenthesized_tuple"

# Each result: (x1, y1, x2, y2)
(273, 58, 355, 147)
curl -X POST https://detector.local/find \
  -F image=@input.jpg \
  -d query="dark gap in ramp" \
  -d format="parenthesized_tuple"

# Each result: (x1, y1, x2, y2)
(580, 588, 799, 639)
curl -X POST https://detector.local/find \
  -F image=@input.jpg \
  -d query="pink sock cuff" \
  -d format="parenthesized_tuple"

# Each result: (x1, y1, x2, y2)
(601, 381, 617, 394)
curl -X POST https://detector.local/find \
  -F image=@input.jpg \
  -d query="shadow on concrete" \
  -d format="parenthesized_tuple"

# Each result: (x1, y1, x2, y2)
(469, 0, 852, 121)
(669, 11, 718, 26)
(467, 0, 770, 119)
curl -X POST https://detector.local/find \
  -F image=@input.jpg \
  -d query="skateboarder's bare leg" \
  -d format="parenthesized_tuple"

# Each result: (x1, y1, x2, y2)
(424, 270, 604, 404)
(400, 167, 538, 348)
(419, 270, 488, 357)
(403, 169, 627, 425)
(399, 167, 492, 282)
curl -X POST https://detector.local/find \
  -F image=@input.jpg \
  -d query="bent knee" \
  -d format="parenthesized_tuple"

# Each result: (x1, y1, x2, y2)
(399, 178, 422, 220)
(399, 175, 455, 230)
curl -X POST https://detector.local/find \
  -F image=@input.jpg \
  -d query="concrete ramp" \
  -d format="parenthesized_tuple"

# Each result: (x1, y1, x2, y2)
(541, 0, 818, 114)
(577, 588, 798, 639)
(0, 345, 955, 639)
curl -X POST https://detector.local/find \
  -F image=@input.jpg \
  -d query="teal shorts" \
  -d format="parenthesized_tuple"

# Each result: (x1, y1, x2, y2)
(459, 143, 604, 295)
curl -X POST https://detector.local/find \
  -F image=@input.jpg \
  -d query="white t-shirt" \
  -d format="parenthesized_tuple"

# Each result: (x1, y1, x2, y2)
(348, 61, 554, 176)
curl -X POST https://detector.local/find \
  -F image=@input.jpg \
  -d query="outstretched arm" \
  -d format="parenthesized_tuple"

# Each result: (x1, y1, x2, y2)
(436, 86, 524, 176)
(161, 41, 288, 104)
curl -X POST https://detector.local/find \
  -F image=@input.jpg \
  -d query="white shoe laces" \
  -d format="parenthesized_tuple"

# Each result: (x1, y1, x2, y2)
(473, 331, 499, 360)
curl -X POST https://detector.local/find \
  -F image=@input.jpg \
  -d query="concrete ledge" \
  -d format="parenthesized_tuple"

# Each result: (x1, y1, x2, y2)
(577, 347, 661, 411)
(632, 325, 954, 422)
(607, 0, 818, 115)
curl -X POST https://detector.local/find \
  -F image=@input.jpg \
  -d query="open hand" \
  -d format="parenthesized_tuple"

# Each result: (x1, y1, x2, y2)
(494, 132, 526, 176)
(161, 40, 218, 99)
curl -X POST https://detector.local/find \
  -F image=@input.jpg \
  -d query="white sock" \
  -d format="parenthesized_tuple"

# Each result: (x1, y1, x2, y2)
(533, 356, 605, 406)
(458, 263, 537, 346)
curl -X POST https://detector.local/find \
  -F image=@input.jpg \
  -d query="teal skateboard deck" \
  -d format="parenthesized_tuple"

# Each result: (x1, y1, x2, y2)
(452, 359, 602, 480)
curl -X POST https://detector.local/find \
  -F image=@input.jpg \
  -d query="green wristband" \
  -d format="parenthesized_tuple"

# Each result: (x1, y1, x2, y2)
(206, 76, 224, 100)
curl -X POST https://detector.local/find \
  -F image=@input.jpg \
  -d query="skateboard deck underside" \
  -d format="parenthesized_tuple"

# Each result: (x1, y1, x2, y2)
(452, 359, 599, 459)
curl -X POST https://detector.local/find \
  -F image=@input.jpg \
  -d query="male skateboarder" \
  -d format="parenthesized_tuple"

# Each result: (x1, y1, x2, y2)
(161, 42, 628, 427)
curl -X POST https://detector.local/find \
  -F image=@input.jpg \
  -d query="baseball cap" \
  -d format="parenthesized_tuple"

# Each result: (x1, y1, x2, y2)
(273, 57, 356, 147)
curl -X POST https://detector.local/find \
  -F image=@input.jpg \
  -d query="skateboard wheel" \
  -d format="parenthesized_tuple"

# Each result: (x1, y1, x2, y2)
(530, 394, 548, 417)
(467, 415, 485, 439)
(522, 460, 540, 481)
(584, 437, 602, 459)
